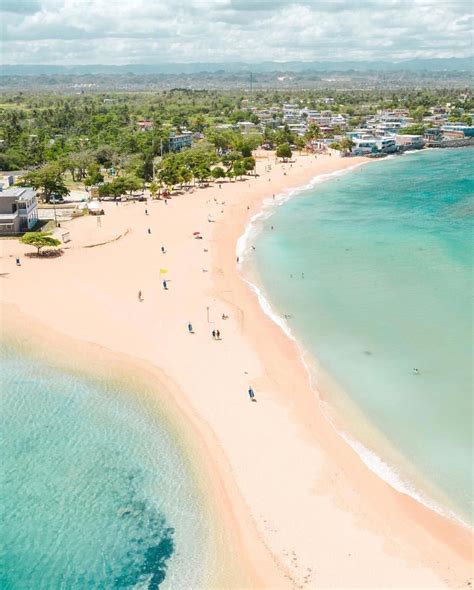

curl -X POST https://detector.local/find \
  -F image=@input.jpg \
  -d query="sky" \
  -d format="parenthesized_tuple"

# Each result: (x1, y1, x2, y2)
(1, 0, 473, 65)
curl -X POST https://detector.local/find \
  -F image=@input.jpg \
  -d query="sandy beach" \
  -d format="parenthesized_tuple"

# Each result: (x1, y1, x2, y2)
(1, 152, 472, 588)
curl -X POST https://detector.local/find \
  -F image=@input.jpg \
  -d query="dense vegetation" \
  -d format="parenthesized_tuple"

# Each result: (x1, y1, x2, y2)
(0, 87, 471, 199)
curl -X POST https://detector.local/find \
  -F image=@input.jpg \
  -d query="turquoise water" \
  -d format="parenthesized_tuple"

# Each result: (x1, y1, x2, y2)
(0, 346, 210, 588)
(253, 148, 473, 523)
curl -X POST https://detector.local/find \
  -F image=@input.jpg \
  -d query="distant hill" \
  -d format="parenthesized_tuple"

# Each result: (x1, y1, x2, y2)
(1, 57, 472, 76)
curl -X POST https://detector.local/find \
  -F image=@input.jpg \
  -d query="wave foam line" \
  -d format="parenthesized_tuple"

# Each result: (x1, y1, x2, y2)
(236, 162, 471, 531)
(236, 160, 369, 264)
(244, 264, 471, 530)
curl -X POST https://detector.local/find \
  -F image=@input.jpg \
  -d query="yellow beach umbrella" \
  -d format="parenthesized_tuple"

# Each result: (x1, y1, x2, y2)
(159, 268, 168, 275)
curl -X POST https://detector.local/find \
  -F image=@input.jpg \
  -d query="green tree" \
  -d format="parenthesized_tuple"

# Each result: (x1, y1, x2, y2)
(294, 136, 306, 154)
(20, 231, 61, 255)
(410, 106, 427, 123)
(94, 146, 116, 168)
(156, 156, 181, 192)
(339, 137, 355, 152)
(206, 130, 235, 154)
(243, 156, 256, 174)
(211, 166, 226, 181)
(304, 123, 321, 142)
(98, 175, 141, 199)
(149, 181, 160, 199)
(233, 161, 246, 179)
(190, 114, 206, 133)
(221, 151, 242, 173)
(84, 164, 104, 187)
(398, 124, 426, 135)
(19, 163, 69, 203)
(194, 164, 211, 184)
(276, 143, 292, 161)
(63, 150, 94, 181)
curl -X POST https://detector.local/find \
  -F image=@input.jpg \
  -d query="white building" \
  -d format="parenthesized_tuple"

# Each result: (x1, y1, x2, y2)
(395, 135, 425, 149)
(352, 136, 397, 155)
(238, 121, 257, 134)
(0, 187, 38, 235)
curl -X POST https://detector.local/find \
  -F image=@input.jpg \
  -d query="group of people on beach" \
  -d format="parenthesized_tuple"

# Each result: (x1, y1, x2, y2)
(137, 199, 258, 404)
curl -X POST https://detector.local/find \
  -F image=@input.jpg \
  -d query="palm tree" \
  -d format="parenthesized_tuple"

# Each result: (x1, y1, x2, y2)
(149, 181, 159, 199)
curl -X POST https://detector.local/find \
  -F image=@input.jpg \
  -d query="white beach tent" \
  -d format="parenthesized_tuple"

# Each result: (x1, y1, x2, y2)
(87, 201, 104, 215)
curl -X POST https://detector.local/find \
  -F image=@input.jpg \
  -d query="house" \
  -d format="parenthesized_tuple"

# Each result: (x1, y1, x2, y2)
(441, 124, 474, 138)
(287, 123, 307, 136)
(376, 137, 397, 153)
(137, 120, 154, 132)
(282, 104, 301, 124)
(168, 131, 193, 152)
(351, 136, 396, 155)
(352, 137, 379, 155)
(0, 187, 38, 235)
(238, 121, 257, 134)
(396, 135, 425, 150)
(330, 114, 348, 129)
(424, 128, 443, 143)
(215, 124, 237, 131)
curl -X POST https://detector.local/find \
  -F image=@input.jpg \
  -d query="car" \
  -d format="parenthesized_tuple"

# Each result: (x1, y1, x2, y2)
(50, 195, 65, 204)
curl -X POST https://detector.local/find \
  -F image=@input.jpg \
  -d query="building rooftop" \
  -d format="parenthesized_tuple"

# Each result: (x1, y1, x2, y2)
(0, 187, 36, 201)
(0, 212, 19, 220)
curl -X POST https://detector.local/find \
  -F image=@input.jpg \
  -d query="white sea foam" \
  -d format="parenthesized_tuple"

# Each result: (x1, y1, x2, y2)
(236, 160, 471, 531)
(339, 432, 469, 528)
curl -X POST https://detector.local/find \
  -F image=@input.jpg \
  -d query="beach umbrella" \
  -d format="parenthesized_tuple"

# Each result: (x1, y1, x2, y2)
(159, 268, 168, 275)
(193, 231, 201, 236)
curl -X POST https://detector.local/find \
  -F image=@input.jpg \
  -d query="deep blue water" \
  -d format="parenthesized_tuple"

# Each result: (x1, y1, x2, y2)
(253, 148, 473, 522)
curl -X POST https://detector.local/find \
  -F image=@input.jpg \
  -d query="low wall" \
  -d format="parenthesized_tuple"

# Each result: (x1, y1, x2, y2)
(428, 138, 474, 148)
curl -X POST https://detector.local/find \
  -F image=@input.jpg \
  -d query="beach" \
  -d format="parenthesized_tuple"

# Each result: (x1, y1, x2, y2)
(1, 151, 472, 588)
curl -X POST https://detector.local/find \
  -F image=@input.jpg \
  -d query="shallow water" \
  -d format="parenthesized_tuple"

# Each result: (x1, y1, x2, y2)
(1, 345, 210, 589)
(253, 148, 473, 523)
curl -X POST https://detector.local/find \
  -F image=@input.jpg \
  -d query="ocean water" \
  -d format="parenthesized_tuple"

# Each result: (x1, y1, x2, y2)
(0, 345, 210, 589)
(251, 148, 473, 524)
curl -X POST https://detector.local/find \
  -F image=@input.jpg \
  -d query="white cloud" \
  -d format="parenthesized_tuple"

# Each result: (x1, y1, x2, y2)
(0, 0, 472, 64)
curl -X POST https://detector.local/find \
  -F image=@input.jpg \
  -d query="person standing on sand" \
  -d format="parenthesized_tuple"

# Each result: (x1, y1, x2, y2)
(161, 246, 166, 253)
(16, 257, 21, 266)
(248, 387, 256, 402)
(138, 290, 142, 301)
(188, 323, 193, 333)
(145, 209, 148, 215)
(162, 280, 168, 290)
(148, 228, 151, 234)
(212, 330, 216, 339)
(216, 329, 220, 340)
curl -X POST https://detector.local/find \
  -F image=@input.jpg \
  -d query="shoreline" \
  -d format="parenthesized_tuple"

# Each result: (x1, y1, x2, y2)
(236, 154, 471, 530)
(1, 306, 277, 589)
(1, 151, 472, 587)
